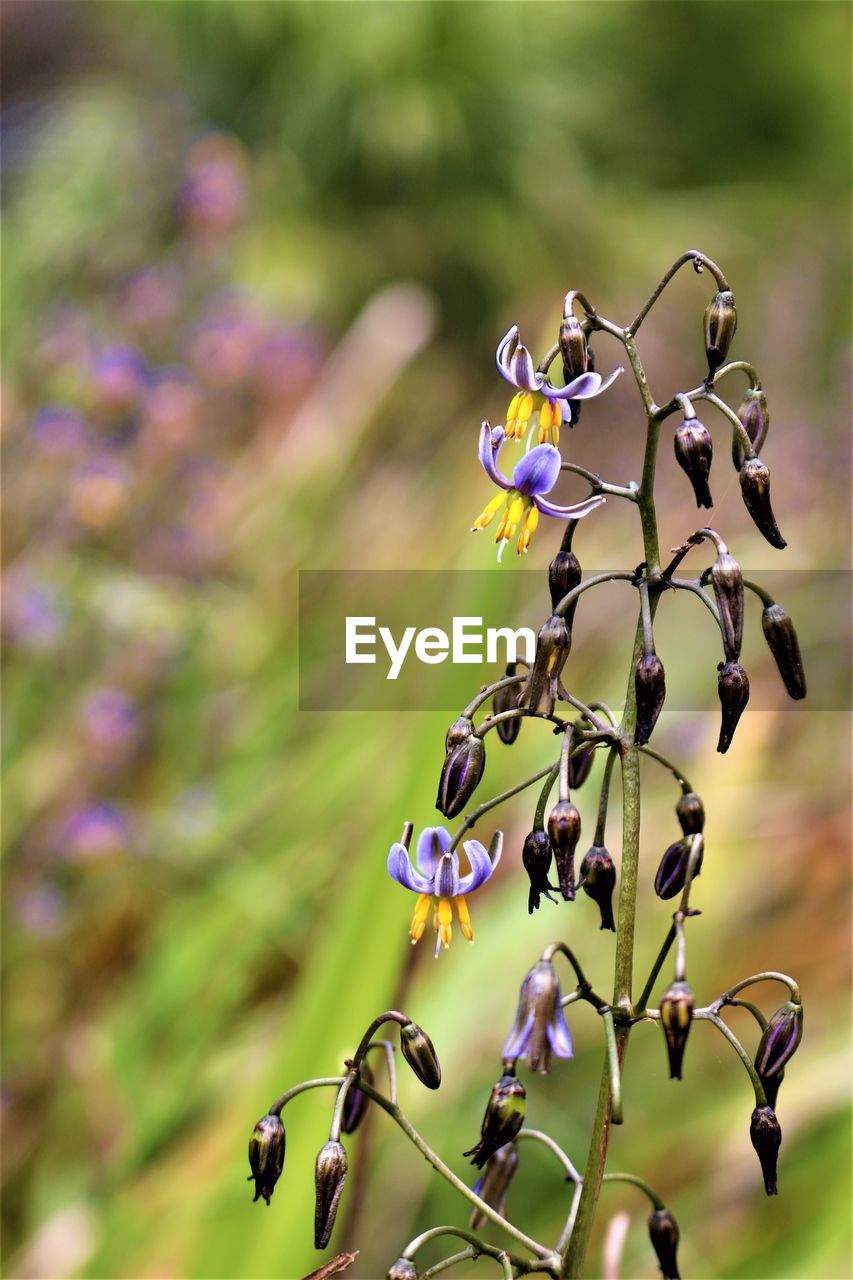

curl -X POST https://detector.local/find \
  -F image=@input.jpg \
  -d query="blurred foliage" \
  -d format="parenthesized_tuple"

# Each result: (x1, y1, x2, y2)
(1, 3, 851, 1279)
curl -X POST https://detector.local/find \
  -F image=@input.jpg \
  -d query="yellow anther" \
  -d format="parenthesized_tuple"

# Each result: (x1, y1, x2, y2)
(539, 400, 553, 431)
(471, 492, 506, 531)
(456, 895, 474, 942)
(500, 495, 524, 541)
(518, 393, 534, 423)
(553, 399, 563, 427)
(437, 896, 453, 948)
(410, 893, 431, 943)
(516, 504, 539, 555)
(506, 392, 521, 435)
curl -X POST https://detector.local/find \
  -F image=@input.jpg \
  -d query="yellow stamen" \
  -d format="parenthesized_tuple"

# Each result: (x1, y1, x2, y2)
(553, 399, 563, 426)
(506, 392, 521, 436)
(410, 892, 431, 943)
(437, 897, 453, 948)
(516, 504, 539, 555)
(518, 393, 534, 424)
(497, 495, 524, 543)
(538, 400, 553, 445)
(456, 895, 474, 942)
(471, 491, 506, 531)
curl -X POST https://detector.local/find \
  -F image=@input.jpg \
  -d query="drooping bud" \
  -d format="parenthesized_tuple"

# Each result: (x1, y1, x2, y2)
(717, 660, 750, 753)
(522, 828, 555, 914)
(659, 980, 695, 1079)
(436, 733, 485, 818)
(400, 1021, 442, 1090)
(739, 457, 786, 549)
(559, 316, 589, 382)
(445, 716, 473, 751)
(749, 1105, 782, 1196)
(703, 289, 737, 379)
(470, 1143, 520, 1230)
(761, 603, 807, 700)
(648, 1207, 681, 1280)
(755, 1001, 803, 1079)
(386, 1259, 418, 1280)
(502, 959, 572, 1073)
(674, 417, 714, 509)
(676, 790, 705, 836)
(760, 1067, 784, 1111)
(566, 719, 596, 789)
(494, 664, 522, 743)
(341, 1061, 373, 1135)
(548, 548, 582, 623)
(635, 652, 666, 745)
(248, 1113, 286, 1206)
(314, 1139, 348, 1248)
(463, 1073, 526, 1169)
(579, 845, 616, 930)
(547, 800, 582, 901)
(654, 837, 704, 900)
(711, 551, 745, 662)
(518, 614, 571, 717)
(734, 387, 768, 469)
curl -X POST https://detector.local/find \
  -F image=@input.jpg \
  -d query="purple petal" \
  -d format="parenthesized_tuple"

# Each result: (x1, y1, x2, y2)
(478, 422, 512, 491)
(542, 365, 623, 401)
(458, 834, 501, 894)
(512, 444, 562, 497)
(387, 842, 433, 894)
(495, 326, 519, 378)
(547, 1006, 574, 1058)
(416, 826, 452, 878)
(535, 493, 606, 520)
(502, 1010, 534, 1061)
(509, 343, 542, 392)
(434, 852, 461, 898)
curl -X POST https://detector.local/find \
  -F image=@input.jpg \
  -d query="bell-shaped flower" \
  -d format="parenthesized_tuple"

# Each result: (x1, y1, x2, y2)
(502, 959, 574, 1073)
(387, 825, 502, 956)
(496, 325, 622, 445)
(471, 424, 605, 558)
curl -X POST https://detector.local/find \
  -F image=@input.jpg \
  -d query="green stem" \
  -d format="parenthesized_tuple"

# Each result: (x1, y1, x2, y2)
(601, 1172, 665, 1211)
(533, 764, 561, 829)
(449, 765, 556, 852)
(594, 748, 617, 845)
(401, 1225, 531, 1274)
(515, 1129, 582, 1183)
(693, 1012, 768, 1106)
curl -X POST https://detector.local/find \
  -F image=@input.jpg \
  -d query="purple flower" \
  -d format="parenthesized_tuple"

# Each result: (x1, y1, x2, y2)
(502, 960, 573, 1073)
(471, 423, 605, 557)
(496, 325, 622, 445)
(387, 825, 502, 955)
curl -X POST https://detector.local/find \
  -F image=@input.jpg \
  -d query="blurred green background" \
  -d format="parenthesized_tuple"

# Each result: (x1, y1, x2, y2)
(2, 3, 851, 1278)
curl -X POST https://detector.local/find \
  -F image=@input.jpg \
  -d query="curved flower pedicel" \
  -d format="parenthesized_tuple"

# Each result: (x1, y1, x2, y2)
(471, 422, 605, 557)
(496, 324, 623, 445)
(387, 825, 502, 956)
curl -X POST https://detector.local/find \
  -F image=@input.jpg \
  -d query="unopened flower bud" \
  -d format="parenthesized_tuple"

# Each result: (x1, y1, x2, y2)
(635, 652, 666, 745)
(674, 417, 714, 509)
(704, 289, 737, 378)
(755, 1001, 803, 1079)
(717, 660, 750, 754)
(676, 790, 705, 836)
(749, 1105, 782, 1196)
(659, 980, 695, 1080)
(760, 1067, 784, 1111)
(547, 800, 582, 900)
(549, 547, 582, 622)
(470, 1143, 520, 1230)
(248, 1113, 286, 1206)
(436, 733, 485, 818)
(341, 1062, 373, 1135)
(494, 664, 522, 743)
(518, 615, 571, 717)
(761, 603, 806, 700)
(711, 551, 745, 662)
(579, 845, 616, 930)
(314, 1139, 348, 1248)
(654, 837, 703, 900)
(445, 716, 473, 750)
(522, 828, 555, 914)
(648, 1207, 681, 1280)
(734, 388, 768, 469)
(568, 721, 596, 789)
(386, 1259, 418, 1280)
(560, 316, 589, 382)
(739, 457, 786, 549)
(463, 1072, 526, 1169)
(400, 1021, 442, 1089)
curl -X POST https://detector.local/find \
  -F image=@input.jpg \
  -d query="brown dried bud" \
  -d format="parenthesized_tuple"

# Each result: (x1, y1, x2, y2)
(386, 1260, 418, 1280)
(676, 790, 705, 836)
(549, 548, 582, 621)
(436, 733, 485, 818)
(493, 664, 522, 744)
(648, 1207, 681, 1280)
(749, 1105, 782, 1196)
(761, 603, 806, 701)
(470, 1143, 520, 1231)
(248, 1113, 286, 1206)
(579, 845, 616, 930)
(659, 979, 695, 1079)
(711, 551, 744, 662)
(567, 721, 596, 790)
(635, 652, 666, 745)
(734, 387, 768, 469)
(314, 1139, 348, 1248)
(717, 660, 750, 753)
(560, 316, 589, 382)
(340, 1061, 373, 1135)
(547, 799, 582, 900)
(444, 716, 473, 750)
(739, 457, 787, 549)
(674, 418, 714, 509)
(522, 828, 555, 914)
(704, 289, 737, 378)
(400, 1021, 442, 1090)
(518, 614, 571, 717)
(463, 1073, 526, 1169)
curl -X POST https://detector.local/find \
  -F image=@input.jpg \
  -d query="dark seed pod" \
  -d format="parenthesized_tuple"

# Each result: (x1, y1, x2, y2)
(548, 548, 582, 622)
(567, 721, 596, 790)
(560, 316, 589, 382)
(659, 980, 695, 1079)
(674, 418, 714, 509)
(400, 1022, 442, 1090)
(522, 828, 555, 914)
(445, 716, 473, 751)
(717, 660, 750, 753)
(340, 1061, 373, 1135)
(547, 799, 582, 900)
(463, 1073, 526, 1169)
(711, 551, 744, 662)
(579, 845, 616, 930)
(436, 734, 485, 818)
(654, 837, 704, 900)
(314, 1139, 348, 1248)
(749, 1105, 782, 1196)
(517, 614, 571, 717)
(248, 1113, 286, 1206)
(635, 652, 666, 745)
(676, 790, 705, 836)
(704, 289, 737, 379)
(755, 1001, 803, 1079)
(648, 1207, 681, 1280)
(734, 387, 768, 469)
(739, 457, 787, 549)
(761, 603, 806, 700)
(494, 663, 522, 743)
(470, 1143, 520, 1231)
(387, 1260, 419, 1280)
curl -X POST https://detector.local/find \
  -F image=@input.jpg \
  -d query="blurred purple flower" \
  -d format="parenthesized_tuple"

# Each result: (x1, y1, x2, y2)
(187, 296, 262, 388)
(60, 803, 132, 862)
(91, 346, 147, 417)
(31, 406, 88, 457)
(16, 886, 65, 936)
(68, 454, 131, 530)
(140, 370, 202, 457)
(120, 268, 183, 333)
(81, 689, 141, 769)
(181, 134, 247, 235)
(1, 570, 66, 653)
